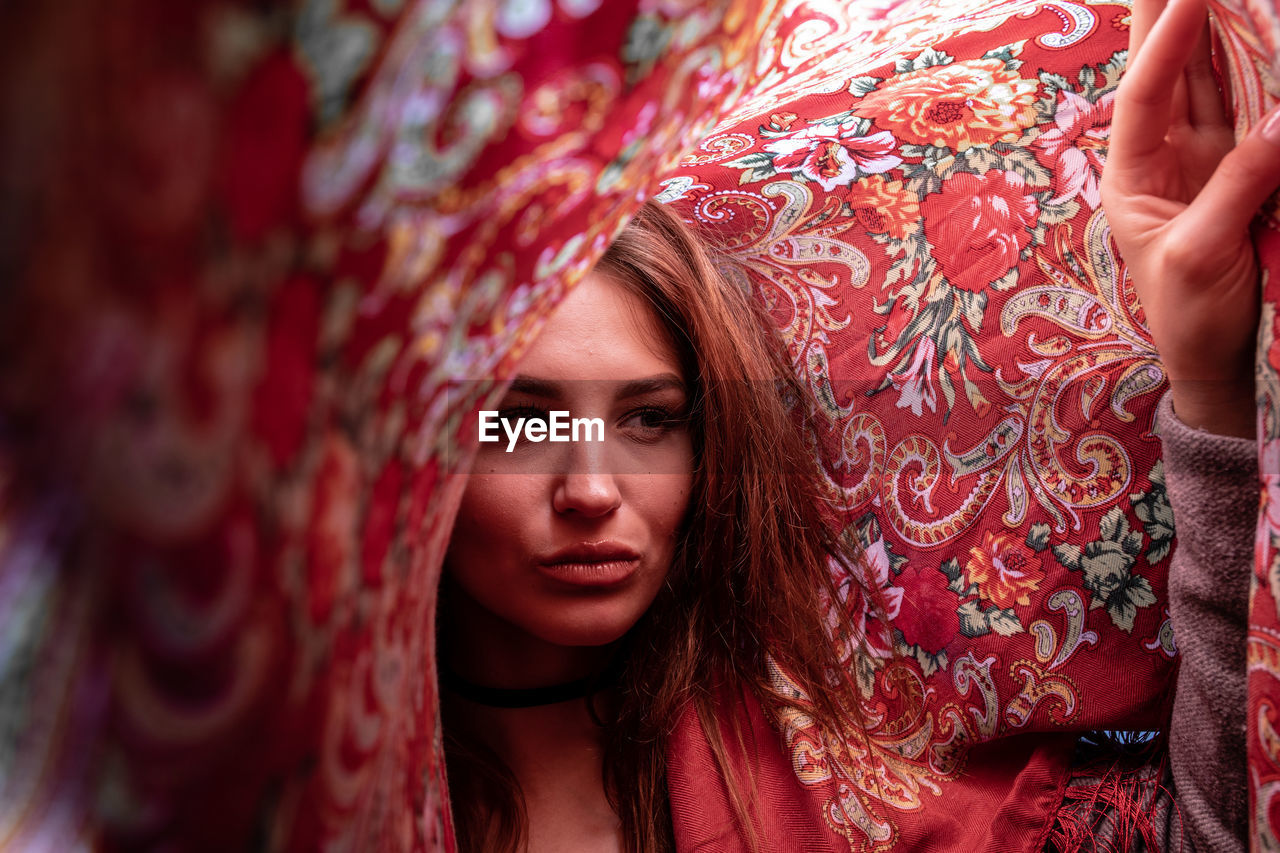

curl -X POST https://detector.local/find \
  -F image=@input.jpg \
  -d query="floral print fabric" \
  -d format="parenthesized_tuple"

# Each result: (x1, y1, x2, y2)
(662, 3, 1168, 846)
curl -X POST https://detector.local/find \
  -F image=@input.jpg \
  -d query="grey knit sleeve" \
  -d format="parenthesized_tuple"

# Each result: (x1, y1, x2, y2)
(1156, 393, 1255, 853)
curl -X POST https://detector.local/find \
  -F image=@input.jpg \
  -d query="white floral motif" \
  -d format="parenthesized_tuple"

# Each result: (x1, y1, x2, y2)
(763, 120, 901, 191)
(889, 336, 939, 416)
(832, 538, 904, 661)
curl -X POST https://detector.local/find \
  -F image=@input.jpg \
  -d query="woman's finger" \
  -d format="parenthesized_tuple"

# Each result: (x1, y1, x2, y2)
(1128, 0, 1170, 63)
(1112, 0, 1212, 165)
(1172, 75, 1190, 130)
(1184, 15, 1229, 130)
(1184, 105, 1280, 242)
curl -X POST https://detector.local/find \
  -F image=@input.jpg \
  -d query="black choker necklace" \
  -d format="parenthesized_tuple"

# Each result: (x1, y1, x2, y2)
(438, 656, 624, 709)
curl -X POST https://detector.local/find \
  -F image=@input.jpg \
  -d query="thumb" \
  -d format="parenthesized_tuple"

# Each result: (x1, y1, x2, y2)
(1187, 103, 1280, 242)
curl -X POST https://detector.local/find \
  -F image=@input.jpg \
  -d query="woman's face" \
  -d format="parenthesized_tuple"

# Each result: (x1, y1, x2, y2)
(444, 272, 694, 664)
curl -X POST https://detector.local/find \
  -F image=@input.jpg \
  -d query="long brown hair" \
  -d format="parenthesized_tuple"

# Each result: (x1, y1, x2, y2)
(442, 199, 882, 852)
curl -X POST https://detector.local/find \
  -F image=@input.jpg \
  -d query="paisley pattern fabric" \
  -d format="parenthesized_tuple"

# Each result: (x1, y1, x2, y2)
(661, 3, 1168, 848)
(0, 0, 1275, 849)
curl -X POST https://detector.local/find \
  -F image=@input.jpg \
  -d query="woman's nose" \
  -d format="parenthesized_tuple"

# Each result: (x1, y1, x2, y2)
(552, 467, 622, 517)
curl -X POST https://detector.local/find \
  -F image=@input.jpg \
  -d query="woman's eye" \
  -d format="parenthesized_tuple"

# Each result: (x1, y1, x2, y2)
(620, 407, 685, 439)
(498, 406, 550, 433)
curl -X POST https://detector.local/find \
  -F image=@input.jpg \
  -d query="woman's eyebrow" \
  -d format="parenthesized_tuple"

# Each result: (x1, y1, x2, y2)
(508, 376, 562, 398)
(507, 374, 685, 399)
(617, 374, 686, 399)
(507, 374, 685, 400)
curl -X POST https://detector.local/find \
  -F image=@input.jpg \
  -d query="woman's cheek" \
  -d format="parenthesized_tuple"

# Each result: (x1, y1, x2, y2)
(449, 474, 531, 563)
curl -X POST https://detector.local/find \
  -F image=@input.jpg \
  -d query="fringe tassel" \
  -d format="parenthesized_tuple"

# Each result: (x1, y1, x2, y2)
(1043, 731, 1186, 853)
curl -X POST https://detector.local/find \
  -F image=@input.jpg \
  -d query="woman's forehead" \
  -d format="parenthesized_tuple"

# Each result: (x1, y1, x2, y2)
(519, 272, 684, 384)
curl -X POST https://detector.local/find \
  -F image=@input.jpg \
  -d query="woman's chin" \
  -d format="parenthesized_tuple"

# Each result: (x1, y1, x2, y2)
(525, 606, 644, 649)
(532, 623, 632, 650)
(502, 582, 660, 649)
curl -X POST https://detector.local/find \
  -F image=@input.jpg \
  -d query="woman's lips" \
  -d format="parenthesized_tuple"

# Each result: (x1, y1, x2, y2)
(538, 542, 641, 587)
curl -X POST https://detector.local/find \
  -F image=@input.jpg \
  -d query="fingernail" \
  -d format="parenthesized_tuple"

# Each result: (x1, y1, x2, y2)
(1263, 105, 1280, 143)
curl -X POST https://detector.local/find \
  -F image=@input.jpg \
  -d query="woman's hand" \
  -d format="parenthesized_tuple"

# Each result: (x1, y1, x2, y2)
(1101, 0, 1280, 437)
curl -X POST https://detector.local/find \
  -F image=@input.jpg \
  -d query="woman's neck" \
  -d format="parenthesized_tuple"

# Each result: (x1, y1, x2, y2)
(445, 692, 623, 852)
(436, 579, 627, 850)
(461, 697, 605, 766)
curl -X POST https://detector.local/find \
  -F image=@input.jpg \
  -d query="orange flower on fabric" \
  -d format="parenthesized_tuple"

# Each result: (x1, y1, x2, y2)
(848, 175, 921, 240)
(965, 530, 1044, 608)
(855, 59, 1038, 149)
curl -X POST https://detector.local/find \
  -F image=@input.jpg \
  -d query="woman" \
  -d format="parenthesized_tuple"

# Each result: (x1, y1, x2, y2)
(437, 0, 1280, 848)
(438, 197, 883, 852)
